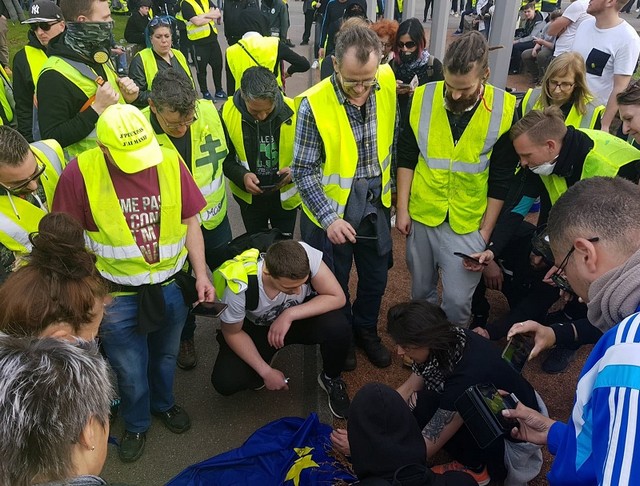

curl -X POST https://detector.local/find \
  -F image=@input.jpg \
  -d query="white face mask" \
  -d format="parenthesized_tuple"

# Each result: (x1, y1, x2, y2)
(529, 155, 558, 176)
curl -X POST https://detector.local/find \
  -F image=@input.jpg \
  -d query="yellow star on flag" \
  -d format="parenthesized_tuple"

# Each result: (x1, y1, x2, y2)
(284, 447, 319, 486)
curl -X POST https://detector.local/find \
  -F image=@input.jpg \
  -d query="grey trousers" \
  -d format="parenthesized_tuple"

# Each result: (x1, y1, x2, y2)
(406, 220, 485, 327)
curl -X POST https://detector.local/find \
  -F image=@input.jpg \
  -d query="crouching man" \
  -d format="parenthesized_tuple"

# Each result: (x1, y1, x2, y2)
(211, 239, 352, 419)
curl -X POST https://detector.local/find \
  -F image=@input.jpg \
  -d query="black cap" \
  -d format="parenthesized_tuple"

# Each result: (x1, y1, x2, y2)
(23, 0, 64, 23)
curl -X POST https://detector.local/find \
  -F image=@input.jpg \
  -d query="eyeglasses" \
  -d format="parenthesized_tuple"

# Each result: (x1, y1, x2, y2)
(29, 20, 61, 32)
(398, 41, 417, 49)
(380, 42, 392, 48)
(156, 108, 198, 130)
(338, 72, 378, 89)
(0, 155, 46, 195)
(548, 80, 575, 91)
(149, 16, 172, 28)
(550, 236, 599, 295)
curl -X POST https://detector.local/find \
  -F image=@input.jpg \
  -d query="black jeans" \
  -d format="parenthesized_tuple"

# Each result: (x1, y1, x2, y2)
(192, 39, 224, 94)
(303, 9, 315, 43)
(423, 0, 432, 20)
(234, 191, 298, 235)
(300, 211, 391, 332)
(211, 310, 351, 395)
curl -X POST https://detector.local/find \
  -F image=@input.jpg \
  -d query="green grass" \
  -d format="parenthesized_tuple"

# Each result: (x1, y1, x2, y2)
(7, 14, 127, 67)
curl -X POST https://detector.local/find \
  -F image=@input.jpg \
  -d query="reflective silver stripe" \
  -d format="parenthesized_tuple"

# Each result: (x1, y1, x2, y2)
(525, 88, 541, 113)
(199, 176, 224, 198)
(0, 212, 32, 251)
(581, 102, 599, 129)
(380, 153, 391, 172)
(382, 179, 391, 195)
(426, 158, 489, 174)
(101, 258, 187, 286)
(479, 89, 506, 172)
(85, 235, 142, 260)
(159, 236, 187, 260)
(322, 173, 353, 189)
(280, 184, 298, 201)
(426, 158, 450, 170)
(187, 23, 210, 34)
(31, 141, 63, 175)
(416, 83, 437, 159)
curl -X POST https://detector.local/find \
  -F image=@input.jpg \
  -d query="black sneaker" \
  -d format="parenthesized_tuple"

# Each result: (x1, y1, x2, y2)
(152, 404, 191, 434)
(119, 431, 146, 463)
(300, 40, 309, 45)
(542, 347, 577, 374)
(317, 373, 350, 419)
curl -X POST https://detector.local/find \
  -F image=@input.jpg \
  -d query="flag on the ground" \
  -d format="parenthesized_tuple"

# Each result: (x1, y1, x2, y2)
(166, 413, 356, 486)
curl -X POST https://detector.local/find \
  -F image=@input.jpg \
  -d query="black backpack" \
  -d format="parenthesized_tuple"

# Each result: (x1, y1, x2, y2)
(219, 228, 292, 310)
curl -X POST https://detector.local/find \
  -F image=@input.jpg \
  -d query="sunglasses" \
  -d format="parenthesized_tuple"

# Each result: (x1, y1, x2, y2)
(29, 20, 61, 32)
(0, 155, 46, 195)
(149, 16, 172, 28)
(550, 236, 599, 295)
(398, 41, 417, 49)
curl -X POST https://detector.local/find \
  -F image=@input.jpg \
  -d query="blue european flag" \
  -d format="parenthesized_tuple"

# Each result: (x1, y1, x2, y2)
(166, 413, 356, 486)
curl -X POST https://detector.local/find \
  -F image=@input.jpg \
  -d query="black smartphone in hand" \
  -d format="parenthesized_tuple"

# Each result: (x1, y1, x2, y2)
(192, 302, 228, 318)
(454, 252, 488, 266)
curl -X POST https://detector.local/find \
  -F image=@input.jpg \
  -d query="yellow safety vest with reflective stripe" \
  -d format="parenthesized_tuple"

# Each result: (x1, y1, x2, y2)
(213, 248, 259, 299)
(137, 48, 194, 89)
(226, 36, 282, 87)
(30, 139, 66, 207)
(409, 82, 516, 235)
(222, 96, 300, 209)
(183, 0, 218, 40)
(0, 139, 65, 258)
(144, 99, 229, 230)
(0, 65, 14, 125)
(541, 128, 640, 205)
(522, 88, 604, 130)
(24, 45, 48, 87)
(294, 64, 396, 228)
(77, 147, 189, 286)
(39, 56, 125, 159)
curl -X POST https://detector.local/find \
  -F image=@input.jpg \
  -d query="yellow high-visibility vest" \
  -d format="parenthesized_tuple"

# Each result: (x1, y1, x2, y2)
(226, 36, 282, 87)
(183, 0, 218, 40)
(136, 47, 193, 89)
(521, 88, 604, 130)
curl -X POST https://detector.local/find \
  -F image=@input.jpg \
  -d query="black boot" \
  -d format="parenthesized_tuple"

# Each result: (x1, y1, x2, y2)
(354, 327, 391, 368)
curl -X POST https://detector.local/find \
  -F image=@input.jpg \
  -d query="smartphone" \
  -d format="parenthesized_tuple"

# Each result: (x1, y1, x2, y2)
(502, 334, 534, 373)
(260, 174, 288, 193)
(453, 252, 488, 266)
(476, 383, 519, 432)
(191, 301, 228, 318)
(397, 83, 411, 88)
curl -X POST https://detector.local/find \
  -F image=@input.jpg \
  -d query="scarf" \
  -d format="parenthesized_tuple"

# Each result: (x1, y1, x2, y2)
(394, 49, 430, 84)
(411, 327, 467, 393)
(587, 247, 640, 331)
(64, 21, 114, 62)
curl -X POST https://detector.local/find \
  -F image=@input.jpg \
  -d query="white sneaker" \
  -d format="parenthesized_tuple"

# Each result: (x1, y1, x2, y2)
(454, 12, 459, 17)
(450, 9, 454, 15)
(636, 7, 639, 11)
(311, 59, 319, 69)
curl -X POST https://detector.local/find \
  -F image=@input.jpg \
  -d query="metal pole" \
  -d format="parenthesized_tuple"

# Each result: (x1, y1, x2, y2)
(488, 1, 521, 89)
(429, 0, 448, 61)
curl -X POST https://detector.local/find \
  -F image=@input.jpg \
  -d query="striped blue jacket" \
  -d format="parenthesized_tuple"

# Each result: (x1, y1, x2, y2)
(547, 311, 640, 485)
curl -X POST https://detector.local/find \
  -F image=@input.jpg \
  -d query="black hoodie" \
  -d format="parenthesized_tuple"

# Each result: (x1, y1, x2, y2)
(36, 32, 111, 149)
(12, 30, 47, 142)
(222, 89, 294, 191)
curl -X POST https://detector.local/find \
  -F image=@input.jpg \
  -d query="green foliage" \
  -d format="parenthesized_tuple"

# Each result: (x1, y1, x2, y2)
(6, 15, 127, 67)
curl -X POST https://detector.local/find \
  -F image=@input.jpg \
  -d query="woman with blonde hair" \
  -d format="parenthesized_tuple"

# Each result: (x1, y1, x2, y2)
(520, 51, 604, 129)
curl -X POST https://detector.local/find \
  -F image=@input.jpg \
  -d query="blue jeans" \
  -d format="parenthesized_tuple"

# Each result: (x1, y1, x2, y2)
(300, 212, 390, 331)
(100, 281, 188, 433)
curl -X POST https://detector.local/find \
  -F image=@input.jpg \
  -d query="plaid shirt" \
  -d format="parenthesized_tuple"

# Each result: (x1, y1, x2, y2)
(292, 74, 398, 230)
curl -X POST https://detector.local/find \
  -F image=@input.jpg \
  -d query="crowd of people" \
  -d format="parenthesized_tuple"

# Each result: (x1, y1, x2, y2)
(2, 0, 640, 484)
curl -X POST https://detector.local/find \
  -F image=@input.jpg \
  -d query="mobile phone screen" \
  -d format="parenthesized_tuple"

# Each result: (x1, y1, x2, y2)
(477, 384, 518, 431)
(192, 302, 228, 318)
(501, 334, 534, 373)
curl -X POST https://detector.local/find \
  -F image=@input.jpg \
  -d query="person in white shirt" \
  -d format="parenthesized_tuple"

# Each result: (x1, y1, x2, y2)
(548, 0, 591, 57)
(571, 0, 640, 133)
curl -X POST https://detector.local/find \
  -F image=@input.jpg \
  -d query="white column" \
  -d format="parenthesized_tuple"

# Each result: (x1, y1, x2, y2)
(488, 1, 521, 89)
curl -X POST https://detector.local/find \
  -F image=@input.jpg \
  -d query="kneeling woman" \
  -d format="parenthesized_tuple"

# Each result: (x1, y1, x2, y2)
(334, 301, 545, 485)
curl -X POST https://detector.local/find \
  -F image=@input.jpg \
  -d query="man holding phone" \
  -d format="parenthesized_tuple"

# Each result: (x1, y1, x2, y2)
(222, 66, 300, 235)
